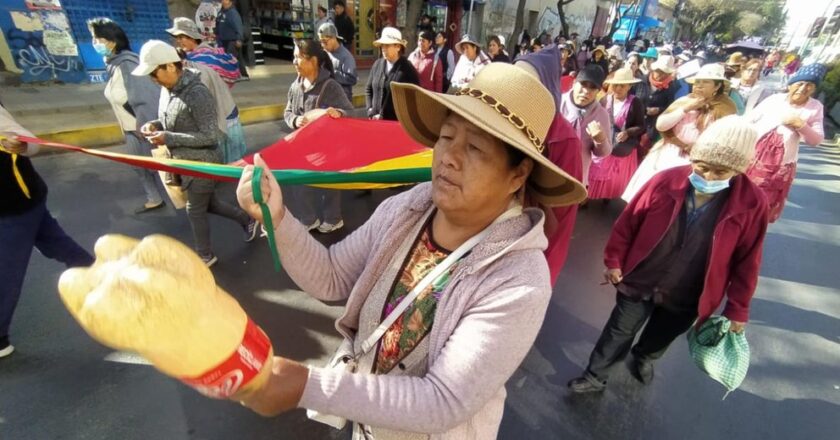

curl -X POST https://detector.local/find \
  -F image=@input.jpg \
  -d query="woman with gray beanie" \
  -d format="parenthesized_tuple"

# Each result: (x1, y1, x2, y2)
(568, 116, 769, 393)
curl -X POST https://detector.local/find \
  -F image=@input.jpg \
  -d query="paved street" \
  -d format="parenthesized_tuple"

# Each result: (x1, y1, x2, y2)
(1, 120, 838, 439)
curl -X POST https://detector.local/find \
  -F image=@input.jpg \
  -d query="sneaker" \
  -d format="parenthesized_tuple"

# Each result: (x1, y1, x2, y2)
(200, 253, 218, 268)
(567, 376, 606, 393)
(0, 337, 14, 359)
(304, 219, 321, 232)
(317, 220, 344, 234)
(259, 224, 268, 238)
(243, 218, 259, 242)
(134, 200, 165, 214)
(629, 358, 654, 384)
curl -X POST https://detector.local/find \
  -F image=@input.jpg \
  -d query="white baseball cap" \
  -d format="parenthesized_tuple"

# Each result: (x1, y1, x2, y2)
(132, 40, 181, 76)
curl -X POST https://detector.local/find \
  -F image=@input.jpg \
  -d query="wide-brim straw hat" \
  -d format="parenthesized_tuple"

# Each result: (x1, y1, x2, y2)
(604, 67, 641, 85)
(726, 52, 745, 66)
(650, 55, 676, 74)
(592, 45, 607, 56)
(390, 63, 586, 207)
(373, 27, 407, 47)
(687, 63, 730, 84)
(456, 34, 482, 53)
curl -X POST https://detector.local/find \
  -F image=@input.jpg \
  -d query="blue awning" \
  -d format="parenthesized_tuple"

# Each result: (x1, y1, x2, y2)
(637, 16, 661, 29)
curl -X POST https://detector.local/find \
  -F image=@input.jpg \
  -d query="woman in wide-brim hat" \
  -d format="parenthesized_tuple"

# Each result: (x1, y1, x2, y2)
(366, 26, 419, 120)
(745, 63, 827, 222)
(624, 62, 737, 201)
(589, 67, 646, 200)
(234, 62, 585, 438)
(450, 34, 491, 91)
(587, 44, 609, 76)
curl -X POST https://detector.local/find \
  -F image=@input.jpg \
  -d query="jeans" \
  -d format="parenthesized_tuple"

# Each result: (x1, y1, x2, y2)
(126, 133, 163, 204)
(286, 185, 342, 225)
(585, 292, 697, 383)
(222, 40, 249, 77)
(185, 180, 251, 256)
(0, 201, 94, 339)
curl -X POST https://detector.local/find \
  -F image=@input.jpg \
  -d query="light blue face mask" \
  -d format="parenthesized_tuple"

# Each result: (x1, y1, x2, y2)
(689, 172, 731, 194)
(93, 42, 111, 57)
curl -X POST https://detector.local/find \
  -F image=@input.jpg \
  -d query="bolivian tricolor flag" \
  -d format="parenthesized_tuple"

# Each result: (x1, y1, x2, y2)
(15, 116, 432, 188)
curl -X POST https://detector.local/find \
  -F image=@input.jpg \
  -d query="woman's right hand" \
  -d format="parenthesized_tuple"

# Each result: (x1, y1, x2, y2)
(237, 153, 285, 227)
(140, 122, 157, 136)
(604, 268, 623, 285)
(682, 95, 705, 111)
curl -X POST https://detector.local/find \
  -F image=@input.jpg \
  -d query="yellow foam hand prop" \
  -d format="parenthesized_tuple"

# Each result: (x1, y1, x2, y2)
(58, 234, 273, 399)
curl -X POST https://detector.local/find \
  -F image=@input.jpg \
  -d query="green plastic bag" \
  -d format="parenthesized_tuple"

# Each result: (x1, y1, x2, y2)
(687, 316, 750, 399)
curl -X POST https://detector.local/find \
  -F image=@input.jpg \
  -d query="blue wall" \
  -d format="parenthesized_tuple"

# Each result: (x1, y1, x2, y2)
(0, 0, 170, 83)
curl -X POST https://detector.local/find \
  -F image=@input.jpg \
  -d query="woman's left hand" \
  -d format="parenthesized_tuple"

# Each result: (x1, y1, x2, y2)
(730, 321, 746, 333)
(237, 357, 309, 417)
(325, 107, 343, 119)
(146, 132, 166, 146)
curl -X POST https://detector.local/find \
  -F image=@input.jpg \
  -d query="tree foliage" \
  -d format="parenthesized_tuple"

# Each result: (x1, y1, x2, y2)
(679, 0, 787, 42)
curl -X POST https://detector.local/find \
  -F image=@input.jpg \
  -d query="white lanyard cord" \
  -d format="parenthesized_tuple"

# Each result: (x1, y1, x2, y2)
(358, 206, 522, 355)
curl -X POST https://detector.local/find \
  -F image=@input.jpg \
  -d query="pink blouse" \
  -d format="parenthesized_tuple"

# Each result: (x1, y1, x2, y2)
(746, 93, 824, 165)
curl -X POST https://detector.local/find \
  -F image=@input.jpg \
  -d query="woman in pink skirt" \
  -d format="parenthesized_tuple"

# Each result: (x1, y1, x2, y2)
(589, 67, 645, 200)
(746, 63, 826, 222)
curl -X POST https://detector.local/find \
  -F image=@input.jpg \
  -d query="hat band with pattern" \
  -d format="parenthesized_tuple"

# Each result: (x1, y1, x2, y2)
(455, 87, 545, 153)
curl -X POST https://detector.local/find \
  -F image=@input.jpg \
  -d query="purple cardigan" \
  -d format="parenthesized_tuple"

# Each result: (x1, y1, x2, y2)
(560, 91, 614, 185)
(273, 183, 552, 438)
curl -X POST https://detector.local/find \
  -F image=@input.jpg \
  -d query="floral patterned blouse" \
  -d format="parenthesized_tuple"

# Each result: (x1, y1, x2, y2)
(374, 220, 454, 374)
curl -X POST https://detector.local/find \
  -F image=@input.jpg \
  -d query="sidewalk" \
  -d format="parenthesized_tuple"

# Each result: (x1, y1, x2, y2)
(2, 60, 371, 148)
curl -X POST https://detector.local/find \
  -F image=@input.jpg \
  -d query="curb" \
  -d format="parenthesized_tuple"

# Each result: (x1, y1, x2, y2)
(33, 94, 368, 150)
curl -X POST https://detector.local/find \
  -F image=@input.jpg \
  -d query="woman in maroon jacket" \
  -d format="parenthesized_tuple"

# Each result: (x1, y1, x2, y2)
(568, 116, 769, 393)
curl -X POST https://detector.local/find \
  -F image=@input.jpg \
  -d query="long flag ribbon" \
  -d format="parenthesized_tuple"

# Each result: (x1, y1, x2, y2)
(13, 116, 434, 188)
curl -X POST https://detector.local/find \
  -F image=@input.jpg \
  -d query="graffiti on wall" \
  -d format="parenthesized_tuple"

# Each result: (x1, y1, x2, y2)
(2, 8, 85, 82)
(537, 7, 594, 39)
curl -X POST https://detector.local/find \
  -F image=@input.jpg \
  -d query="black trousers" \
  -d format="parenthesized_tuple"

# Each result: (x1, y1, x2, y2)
(222, 40, 249, 77)
(585, 292, 697, 383)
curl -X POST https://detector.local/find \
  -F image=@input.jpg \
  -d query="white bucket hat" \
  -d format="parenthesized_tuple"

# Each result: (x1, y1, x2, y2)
(391, 63, 586, 207)
(131, 40, 181, 76)
(650, 55, 676, 74)
(687, 63, 730, 84)
(373, 27, 407, 47)
(456, 34, 482, 53)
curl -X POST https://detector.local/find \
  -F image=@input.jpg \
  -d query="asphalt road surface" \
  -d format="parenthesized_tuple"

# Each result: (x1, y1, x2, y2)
(1, 120, 838, 439)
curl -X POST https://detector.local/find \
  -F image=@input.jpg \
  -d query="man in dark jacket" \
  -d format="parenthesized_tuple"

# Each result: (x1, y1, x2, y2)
(215, 0, 248, 78)
(0, 104, 94, 358)
(333, 0, 355, 50)
(568, 116, 769, 393)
